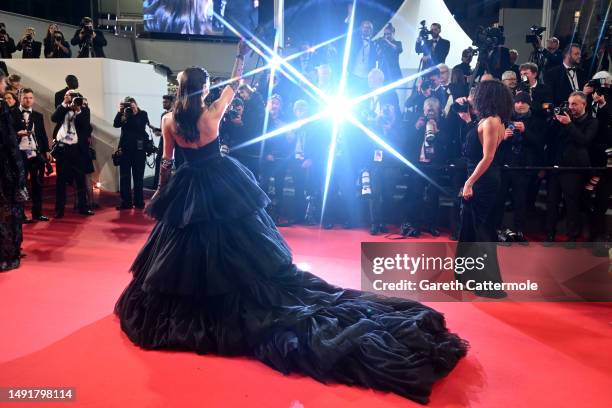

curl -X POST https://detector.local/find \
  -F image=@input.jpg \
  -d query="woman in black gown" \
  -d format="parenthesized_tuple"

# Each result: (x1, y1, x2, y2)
(455, 80, 513, 299)
(115, 42, 467, 404)
(0, 74, 27, 272)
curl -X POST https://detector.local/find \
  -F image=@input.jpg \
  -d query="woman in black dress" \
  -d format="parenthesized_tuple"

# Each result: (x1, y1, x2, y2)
(115, 42, 467, 404)
(456, 80, 513, 299)
(0, 75, 27, 272)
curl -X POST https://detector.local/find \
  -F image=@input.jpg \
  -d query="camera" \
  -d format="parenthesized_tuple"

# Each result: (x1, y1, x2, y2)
(121, 98, 134, 117)
(25, 34, 32, 41)
(517, 75, 531, 93)
(553, 102, 570, 116)
(525, 25, 546, 45)
(418, 20, 431, 41)
(425, 120, 436, 144)
(587, 78, 606, 88)
(473, 25, 505, 51)
(54, 33, 63, 42)
(452, 100, 470, 113)
(71, 93, 86, 108)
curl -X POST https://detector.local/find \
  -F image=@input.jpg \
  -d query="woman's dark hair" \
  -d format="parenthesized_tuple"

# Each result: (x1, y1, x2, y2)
(450, 68, 465, 85)
(174, 66, 209, 142)
(144, 0, 206, 34)
(473, 79, 513, 123)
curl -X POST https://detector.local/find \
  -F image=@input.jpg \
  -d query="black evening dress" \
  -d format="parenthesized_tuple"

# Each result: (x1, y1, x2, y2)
(455, 125, 504, 287)
(0, 107, 25, 272)
(115, 140, 468, 404)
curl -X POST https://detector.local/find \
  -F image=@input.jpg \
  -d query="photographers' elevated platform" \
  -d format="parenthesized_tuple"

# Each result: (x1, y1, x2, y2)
(2, 58, 167, 191)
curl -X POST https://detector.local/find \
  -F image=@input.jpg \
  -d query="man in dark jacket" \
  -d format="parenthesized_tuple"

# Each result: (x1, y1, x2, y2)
(71, 17, 107, 58)
(494, 92, 546, 243)
(51, 91, 94, 218)
(545, 91, 598, 245)
(10, 89, 50, 222)
(0, 23, 16, 59)
(415, 22, 450, 68)
(545, 43, 588, 107)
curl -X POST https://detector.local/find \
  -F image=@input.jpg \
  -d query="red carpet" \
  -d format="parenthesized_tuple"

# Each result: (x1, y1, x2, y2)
(0, 193, 611, 407)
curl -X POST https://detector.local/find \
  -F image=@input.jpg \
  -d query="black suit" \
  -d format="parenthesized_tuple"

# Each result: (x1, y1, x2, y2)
(71, 29, 107, 58)
(546, 113, 598, 239)
(10, 108, 49, 218)
(51, 105, 92, 214)
(545, 65, 587, 106)
(415, 37, 450, 66)
(529, 82, 552, 117)
(16, 40, 42, 58)
(0, 36, 16, 58)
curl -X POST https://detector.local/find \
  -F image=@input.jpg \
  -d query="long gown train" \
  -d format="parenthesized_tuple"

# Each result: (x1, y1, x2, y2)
(115, 142, 468, 404)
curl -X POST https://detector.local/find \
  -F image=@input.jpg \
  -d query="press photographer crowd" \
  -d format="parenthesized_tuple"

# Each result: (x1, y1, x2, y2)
(0, 17, 610, 271)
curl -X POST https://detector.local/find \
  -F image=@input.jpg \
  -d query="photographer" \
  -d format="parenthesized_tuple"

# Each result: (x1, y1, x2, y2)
(10, 89, 50, 222)
(358, 69, 401, 234)
(260, 95, 292, 222)
(286, 99, 325, 225)
(153, 94, 174, 188)
(374, 23, 403, 84)
(16, 27, 41, 59)
(501, 71, 517, 94)
(404, 79, 434, 118)
(587, 87, 611, 248)
(235, 84, 265, 178)
(51, 91, 94, 218)
(453, 48, 475, 82)
(494, 92, 546, 244)
(44, 24, 71, 59)
(113, 97, 150, 210)
(401, 97, 448, 238)
(543, 37, 563, 71)
(544, 91, 598, 246)
(220, 97, 244, 155)
(349, 20, 377, 95)
(0, 23, 16, 59)
(446, 91, 477, 239)
(472, 25, 511, 81)
(71, 17, 107, 58)
(546, 43, 587, 107)
(518, 62, 551, 117)
(415, 22, 450, 69)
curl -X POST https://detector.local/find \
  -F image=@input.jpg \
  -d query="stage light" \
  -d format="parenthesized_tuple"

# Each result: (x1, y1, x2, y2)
(325, 95, 353, 121)
(95, 182, 102, 189)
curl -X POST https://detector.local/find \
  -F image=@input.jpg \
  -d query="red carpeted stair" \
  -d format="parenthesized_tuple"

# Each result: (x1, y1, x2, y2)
(0, 190, 611, 407)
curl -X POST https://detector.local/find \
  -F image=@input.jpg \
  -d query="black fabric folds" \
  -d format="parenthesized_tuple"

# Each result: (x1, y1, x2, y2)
(115, 142, 468, 404)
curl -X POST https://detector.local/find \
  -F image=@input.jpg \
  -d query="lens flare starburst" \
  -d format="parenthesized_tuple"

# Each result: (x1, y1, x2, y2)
(213, 3, 449, 225)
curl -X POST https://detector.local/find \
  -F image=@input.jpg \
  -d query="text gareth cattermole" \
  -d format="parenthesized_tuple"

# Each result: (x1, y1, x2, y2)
(372, 254, 487, 275)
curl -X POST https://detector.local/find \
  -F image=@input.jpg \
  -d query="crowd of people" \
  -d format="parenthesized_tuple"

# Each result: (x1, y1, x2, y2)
(0, 17, 107, 60)
(0, 18, 610, 272)
(204, 21, 611, 250)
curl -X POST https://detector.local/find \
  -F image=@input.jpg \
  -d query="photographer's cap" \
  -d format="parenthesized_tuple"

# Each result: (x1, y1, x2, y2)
(514, 91, 532, 105)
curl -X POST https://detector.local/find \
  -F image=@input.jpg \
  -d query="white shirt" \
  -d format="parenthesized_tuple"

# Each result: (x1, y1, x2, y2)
(353, 38, 371, 78)
(55, 104, 81, 145)
(563, 63, 579, 92)
(18, 106, 38, 158)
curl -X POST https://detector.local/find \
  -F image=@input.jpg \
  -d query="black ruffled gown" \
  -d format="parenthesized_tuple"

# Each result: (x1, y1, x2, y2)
(115, 140, 468, 404)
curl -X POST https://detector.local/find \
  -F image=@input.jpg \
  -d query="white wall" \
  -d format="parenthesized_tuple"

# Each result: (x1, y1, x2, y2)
(2, 58, 167, 192)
